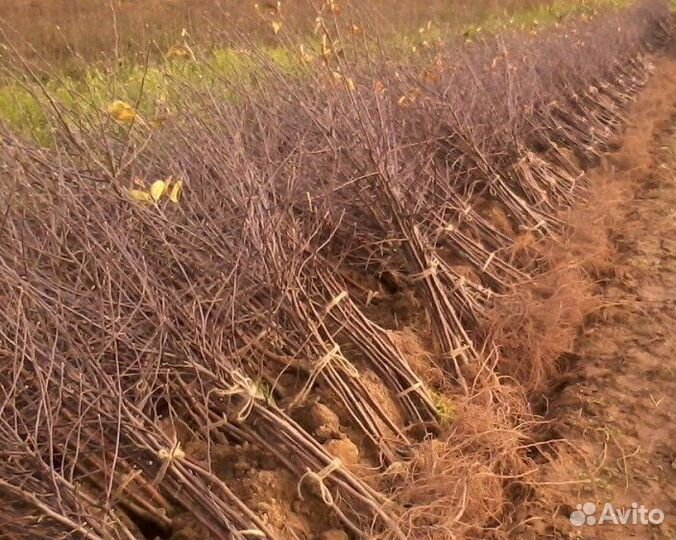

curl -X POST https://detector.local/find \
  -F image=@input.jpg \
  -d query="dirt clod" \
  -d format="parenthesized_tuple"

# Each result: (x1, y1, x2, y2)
(294, 402, 343, 443)
(323, 438, 360, 469)
(317, 530, 349, 540)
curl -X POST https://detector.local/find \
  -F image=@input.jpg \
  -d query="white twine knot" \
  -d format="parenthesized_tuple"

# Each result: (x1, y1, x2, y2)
(153, 439, 185, 486)
(411, 258, 439, 282)
(396, 381, 423, 398)
(157, 443, 185, 463)
(215, 371, 265, 422)
(443, 344, 471, 360)
(481, 251, 497, 272)
(324, 291, 348, 314)
(525, 219, 548, 232)
(297, 458, 342, 505)
(291, 345, 359, 408)
(235, 530, 266, 538)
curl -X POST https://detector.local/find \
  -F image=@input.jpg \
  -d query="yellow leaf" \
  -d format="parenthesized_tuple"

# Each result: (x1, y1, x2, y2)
(169, 180, 183, 203)
(107, 100, 137, 124)
(327, 0, 340, 14)
(149, 116, 167, 130)
(397, 89, 419, 107)
(256, 2, 281, 13)
(129, 189, 151, 203)
(420, 68, 439, 84)
(299, 44, 313, 63)
(271, 21, 281, 34)
(321, 34, 333, 58)
(167, 43, 195, 61)
(150, 180, 168, 202)
(374, 79, 385, 96)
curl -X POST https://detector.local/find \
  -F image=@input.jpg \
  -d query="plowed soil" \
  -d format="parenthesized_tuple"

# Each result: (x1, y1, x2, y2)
(521, 54, 676, 540)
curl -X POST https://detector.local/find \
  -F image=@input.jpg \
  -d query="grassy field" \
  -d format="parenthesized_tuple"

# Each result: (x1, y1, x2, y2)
(0, 0, 631, 145)
(1, 0, 563, 66)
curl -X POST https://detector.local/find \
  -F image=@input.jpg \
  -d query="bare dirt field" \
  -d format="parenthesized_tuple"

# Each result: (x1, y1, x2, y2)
(521, 54, 676, 540)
